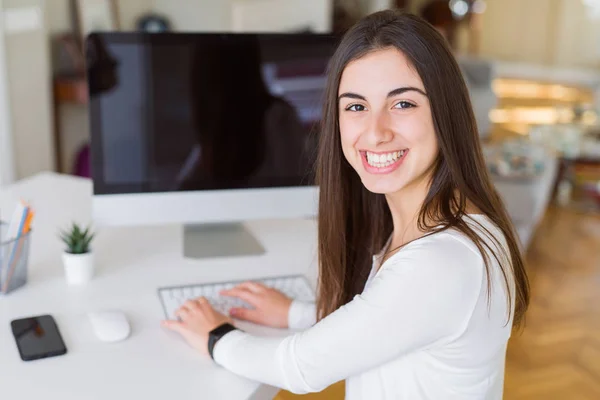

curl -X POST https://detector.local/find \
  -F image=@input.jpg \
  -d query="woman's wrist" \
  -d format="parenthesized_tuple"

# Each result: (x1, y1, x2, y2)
(208, 322, 239, 359)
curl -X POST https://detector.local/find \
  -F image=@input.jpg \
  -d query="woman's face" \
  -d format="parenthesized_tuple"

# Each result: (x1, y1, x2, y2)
(338, 47, 438, 195)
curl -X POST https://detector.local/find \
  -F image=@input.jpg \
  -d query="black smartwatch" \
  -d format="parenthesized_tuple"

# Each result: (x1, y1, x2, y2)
(208, 323, 238, 360)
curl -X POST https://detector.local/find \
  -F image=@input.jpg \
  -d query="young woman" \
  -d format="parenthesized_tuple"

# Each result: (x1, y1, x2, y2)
(162, 10, 530, 399)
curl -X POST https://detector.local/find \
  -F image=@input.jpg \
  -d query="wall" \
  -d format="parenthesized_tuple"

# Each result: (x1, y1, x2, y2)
(352, 0, 392, 17)
(552, 0, 600, 68)
(152, 0, 231, 31)
(0, 0, 14, 186)
(152, 0, 332, 33)
(3, 0, 54, 181)
(479, 0, 600, 68)
(46, 0, 153, 34)
(479, 0, 559, 66)
(231, 0, 332, 32)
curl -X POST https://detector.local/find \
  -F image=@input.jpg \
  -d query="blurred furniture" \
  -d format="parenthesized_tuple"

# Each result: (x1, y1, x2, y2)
(553, 155, 600, 213)
(483, 139, 546, 179)
(489, 63, 599, 142)
(528, 123, 600, 212)
(482, 137, 559, 250)
(52, 75, 87, 173)
(491, 154, 559, 250)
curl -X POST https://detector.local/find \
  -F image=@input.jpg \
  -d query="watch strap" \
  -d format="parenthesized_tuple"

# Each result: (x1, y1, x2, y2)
(208, 323, 238, 360)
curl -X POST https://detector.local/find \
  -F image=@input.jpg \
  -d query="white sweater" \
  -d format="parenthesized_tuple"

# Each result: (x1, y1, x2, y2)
(214, 215, 515, 399)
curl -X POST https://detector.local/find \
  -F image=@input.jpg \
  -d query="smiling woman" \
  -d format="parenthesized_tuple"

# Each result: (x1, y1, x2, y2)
(162, 9, 530, 400)
(337, 50, 437, 194)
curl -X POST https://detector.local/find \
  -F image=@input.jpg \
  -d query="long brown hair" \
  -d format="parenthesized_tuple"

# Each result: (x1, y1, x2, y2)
(315, 10, 529, 329)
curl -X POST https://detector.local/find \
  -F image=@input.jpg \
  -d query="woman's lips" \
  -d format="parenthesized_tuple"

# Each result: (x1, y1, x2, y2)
(360, 149, 409, 175)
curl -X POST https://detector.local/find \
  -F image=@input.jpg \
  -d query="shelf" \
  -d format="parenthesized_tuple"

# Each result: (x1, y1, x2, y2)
(54, 76, 88, 104)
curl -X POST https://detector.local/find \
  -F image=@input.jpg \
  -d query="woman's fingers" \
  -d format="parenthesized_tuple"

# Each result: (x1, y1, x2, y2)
(237, 281, 267, 293)
(220, 287, 261, 306)
(183, 299, 201, 311)
(221, 281, 266, 294)
(176, 297, 209, 321)
(175, 307, 190, 320)
(195, 296, 210, 309)
(161, 319, 186, 334)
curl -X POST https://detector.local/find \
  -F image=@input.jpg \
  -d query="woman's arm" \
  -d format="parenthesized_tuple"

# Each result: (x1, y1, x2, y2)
(288, 300, 317, 330)
(213, 236, 484, 394)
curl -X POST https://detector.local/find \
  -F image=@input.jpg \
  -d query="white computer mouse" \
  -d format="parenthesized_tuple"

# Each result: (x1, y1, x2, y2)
(88, 310, 131, 343)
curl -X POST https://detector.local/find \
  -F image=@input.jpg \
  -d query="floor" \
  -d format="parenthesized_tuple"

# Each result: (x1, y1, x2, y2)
(504, 206, 600, 399)
(275, 206, 600, 400)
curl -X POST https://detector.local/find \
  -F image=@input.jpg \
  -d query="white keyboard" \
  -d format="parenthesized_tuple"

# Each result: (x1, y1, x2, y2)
(158, 275, 315, 320)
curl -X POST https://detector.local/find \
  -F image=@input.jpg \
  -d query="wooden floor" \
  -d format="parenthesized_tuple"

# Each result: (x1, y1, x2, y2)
(276, 206, 600, 400)
(504, 206, 600, 399)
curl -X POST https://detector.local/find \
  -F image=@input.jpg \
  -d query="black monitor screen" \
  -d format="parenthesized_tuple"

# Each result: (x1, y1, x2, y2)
(87, 33, 339, 195)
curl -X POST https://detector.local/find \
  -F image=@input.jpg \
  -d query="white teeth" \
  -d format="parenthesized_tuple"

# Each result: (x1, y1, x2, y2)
(365, 150, 407, 168)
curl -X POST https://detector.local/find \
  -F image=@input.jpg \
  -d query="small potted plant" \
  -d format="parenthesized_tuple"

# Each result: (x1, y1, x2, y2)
(59, 222, 95, 285)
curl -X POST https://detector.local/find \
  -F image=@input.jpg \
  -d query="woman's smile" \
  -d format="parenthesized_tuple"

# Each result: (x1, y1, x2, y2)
(360, 149, 409, 174)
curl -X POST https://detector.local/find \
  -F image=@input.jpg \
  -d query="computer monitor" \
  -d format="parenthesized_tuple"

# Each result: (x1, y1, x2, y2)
(86, 32, 339, 259)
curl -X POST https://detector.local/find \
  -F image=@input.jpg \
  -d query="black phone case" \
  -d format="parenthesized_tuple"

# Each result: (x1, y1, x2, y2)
(10, 315, 68, 361)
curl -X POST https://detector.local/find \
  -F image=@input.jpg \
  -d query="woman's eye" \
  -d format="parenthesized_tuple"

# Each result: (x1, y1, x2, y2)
(394, 101, 415, 109)
(345, 104, 367, 112)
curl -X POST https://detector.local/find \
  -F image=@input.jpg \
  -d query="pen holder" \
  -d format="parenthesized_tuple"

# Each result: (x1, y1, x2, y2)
(0, 221, 32, 295)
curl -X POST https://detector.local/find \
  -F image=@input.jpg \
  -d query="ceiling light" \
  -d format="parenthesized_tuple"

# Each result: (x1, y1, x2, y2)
(449, 0, 469, 18)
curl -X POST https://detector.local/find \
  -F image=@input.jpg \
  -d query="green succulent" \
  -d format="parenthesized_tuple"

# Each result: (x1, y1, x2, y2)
(59, 223, 95, 254)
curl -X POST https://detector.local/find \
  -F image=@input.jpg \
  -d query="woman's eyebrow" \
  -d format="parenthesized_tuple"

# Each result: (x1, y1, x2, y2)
(387, 86, 427, 97)
(338, 92, 366, 101)
(338, 86, 427, 101)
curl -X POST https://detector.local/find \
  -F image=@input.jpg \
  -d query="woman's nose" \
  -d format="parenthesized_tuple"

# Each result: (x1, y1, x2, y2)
(364, 111, 394, 146)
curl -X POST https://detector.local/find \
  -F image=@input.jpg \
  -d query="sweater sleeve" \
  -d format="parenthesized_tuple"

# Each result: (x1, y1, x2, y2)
(287, 300, 317, 330)
(213, 236, 484, 394)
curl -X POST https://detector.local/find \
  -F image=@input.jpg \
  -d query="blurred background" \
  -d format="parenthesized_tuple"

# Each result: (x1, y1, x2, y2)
(0, 1, 599, 398)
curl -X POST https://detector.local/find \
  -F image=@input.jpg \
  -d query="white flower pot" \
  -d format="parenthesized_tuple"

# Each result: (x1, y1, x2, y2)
(62, 252, 94, 285)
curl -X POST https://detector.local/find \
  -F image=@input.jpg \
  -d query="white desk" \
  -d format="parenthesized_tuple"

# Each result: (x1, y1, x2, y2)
(0, 172, 319, 400)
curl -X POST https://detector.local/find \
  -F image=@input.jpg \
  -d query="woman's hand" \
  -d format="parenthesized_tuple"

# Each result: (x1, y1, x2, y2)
(161, 297, 233, 356)
(220, 281, 293, 329)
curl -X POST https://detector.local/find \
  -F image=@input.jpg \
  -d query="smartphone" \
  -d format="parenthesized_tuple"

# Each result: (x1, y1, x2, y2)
(10, 314, 67, 361)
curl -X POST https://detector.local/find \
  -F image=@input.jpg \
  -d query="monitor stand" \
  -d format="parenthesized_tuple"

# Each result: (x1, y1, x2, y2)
(183, 223, 266, 259)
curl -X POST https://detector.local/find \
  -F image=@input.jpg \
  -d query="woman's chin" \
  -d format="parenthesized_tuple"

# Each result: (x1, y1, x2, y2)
(361, 178, 406, 195)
